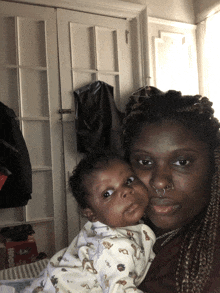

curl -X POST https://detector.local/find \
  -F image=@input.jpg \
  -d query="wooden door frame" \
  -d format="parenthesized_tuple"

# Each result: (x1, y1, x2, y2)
(3, 0, 144, 19)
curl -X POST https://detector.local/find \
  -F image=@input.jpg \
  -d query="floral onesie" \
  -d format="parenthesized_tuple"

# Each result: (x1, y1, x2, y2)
(23, 221, 156, 293)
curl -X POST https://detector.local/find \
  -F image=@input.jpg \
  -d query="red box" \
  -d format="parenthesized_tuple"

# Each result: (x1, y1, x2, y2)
(0, 173, 8, 190)
(5, 236, 38, 268)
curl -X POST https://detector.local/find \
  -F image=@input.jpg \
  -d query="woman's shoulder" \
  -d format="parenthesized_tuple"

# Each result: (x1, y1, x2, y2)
(138, 232, 183, 292)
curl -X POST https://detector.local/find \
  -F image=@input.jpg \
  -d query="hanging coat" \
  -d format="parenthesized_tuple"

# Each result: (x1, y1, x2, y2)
(0, 102, 32, 208)
(74, 81, 124, 155)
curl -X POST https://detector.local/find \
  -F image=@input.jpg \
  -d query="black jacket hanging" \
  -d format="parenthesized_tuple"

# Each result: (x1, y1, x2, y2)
(74, 81, 124, 155)
(0, 101, 32, 208)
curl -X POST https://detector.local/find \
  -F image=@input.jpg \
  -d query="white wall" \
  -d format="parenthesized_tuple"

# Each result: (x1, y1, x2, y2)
(120, 0, 195, 23)
(193, 0, 220, 23)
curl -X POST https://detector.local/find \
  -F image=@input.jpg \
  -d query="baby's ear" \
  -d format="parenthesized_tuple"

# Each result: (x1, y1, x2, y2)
(82, 207, 98, 222)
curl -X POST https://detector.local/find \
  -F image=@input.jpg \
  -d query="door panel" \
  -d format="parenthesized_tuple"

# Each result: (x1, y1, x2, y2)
(0, 1, 67, 255)
(57, 9, 141, 243)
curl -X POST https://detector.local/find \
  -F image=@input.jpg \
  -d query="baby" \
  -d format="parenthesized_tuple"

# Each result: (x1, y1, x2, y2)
(24, 151, 155, 293)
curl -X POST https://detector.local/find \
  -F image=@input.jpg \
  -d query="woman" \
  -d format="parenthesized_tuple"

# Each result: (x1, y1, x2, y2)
(123, 86, 220, 292)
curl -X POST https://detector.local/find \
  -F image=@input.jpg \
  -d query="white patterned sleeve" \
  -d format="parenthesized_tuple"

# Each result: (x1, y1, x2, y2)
(22, 248, 68, 293)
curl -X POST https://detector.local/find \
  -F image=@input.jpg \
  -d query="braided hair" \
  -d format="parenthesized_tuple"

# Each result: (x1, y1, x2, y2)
(123, 86, 220, 292)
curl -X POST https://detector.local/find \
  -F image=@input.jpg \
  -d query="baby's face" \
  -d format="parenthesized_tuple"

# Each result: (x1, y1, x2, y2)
(83, 159, 149, 227)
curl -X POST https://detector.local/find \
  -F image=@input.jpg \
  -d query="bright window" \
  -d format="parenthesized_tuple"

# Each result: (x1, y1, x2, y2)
(199, 11, 220, 119)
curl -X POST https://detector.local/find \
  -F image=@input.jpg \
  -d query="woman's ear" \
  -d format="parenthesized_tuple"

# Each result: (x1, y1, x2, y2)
(82, 207, 98, 222)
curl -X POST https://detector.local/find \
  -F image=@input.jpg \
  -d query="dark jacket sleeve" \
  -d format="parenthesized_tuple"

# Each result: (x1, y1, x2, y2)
(0, 102, 32, 208)
(74, 80, 124, 155)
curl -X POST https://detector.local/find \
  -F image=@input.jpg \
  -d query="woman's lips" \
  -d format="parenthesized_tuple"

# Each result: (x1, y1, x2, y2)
(151, 205, 179, 215)
(149, 198, 180, 215)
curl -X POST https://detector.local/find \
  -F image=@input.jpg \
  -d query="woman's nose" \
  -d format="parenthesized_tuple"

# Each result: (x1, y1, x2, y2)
(149, 166, 173, 191)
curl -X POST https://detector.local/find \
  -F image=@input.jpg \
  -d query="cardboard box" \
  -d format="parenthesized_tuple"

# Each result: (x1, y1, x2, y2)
(5, 236, 38, 268)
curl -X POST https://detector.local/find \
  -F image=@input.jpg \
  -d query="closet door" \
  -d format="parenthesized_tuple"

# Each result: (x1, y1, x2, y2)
(0, 1, 67, 256)
(57, 9, 142, 243)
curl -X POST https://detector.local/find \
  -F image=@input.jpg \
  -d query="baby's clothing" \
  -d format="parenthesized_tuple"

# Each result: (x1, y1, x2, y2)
(23, 221, 155, 293)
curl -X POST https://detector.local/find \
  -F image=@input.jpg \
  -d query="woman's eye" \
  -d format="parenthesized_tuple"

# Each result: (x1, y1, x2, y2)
(174, 159, 190, 166)
(138, 159, 153, 166)
(103, 189, 114, 198)
(126, 176, 135, 185)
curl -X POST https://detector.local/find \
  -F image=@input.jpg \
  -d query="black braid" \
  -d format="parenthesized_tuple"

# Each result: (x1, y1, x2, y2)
(123, 86, 220, 292)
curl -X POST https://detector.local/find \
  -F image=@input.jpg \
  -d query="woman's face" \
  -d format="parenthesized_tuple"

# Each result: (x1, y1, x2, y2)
(129, 121, 213, 231)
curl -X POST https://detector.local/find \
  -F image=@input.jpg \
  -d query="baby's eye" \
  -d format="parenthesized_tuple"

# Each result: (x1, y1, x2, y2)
(103, 189, 114, 198)
(126, 176, 135, 185)
(174, 159, 190, 166)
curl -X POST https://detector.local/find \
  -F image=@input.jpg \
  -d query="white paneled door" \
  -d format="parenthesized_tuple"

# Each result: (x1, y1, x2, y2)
(0, 1, 67, 256)
(57, 9, 143, 243)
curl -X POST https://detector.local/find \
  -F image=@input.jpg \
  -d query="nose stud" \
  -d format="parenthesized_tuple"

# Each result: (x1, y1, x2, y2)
(152, 183, 174, 197)
(155, 188, 166, 197)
